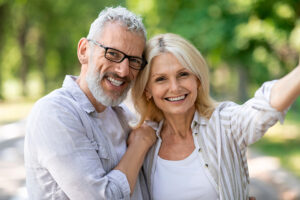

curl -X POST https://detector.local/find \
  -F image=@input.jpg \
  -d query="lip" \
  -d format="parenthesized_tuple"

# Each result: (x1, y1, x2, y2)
(107, 76, 124, 87)
(104, 76, 128, 91)
(164, 94, 188, 102)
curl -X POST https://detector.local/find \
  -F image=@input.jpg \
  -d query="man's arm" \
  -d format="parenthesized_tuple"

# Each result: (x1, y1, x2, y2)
(270, 64, 300, 111)
(26, 100, 155, 199)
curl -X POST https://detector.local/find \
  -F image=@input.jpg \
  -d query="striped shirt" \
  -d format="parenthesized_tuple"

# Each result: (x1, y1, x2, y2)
(143, 80, 286, 200)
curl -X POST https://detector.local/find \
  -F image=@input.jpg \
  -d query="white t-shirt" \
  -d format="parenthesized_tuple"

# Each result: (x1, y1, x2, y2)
(95, 106, 127, 161)
(152, 148, 219, 200)
(95, 106, 142, 200)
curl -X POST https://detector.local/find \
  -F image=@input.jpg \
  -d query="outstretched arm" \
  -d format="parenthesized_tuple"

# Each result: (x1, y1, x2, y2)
(270, 63, 300, 112)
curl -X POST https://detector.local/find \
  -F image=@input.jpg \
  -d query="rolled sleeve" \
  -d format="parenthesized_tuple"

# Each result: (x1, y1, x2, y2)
(253, 80, 288, 124)
(106, 170, 131, 198)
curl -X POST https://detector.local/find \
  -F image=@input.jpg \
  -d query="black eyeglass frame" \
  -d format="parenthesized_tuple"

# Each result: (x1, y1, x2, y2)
(87, 39, 147, 70)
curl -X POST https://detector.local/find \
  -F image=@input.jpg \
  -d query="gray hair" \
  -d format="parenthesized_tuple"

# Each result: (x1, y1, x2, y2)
(87, 6, 147, 40)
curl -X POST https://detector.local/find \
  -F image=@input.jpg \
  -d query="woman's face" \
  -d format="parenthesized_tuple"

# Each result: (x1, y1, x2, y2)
(146, 52, 199, 116)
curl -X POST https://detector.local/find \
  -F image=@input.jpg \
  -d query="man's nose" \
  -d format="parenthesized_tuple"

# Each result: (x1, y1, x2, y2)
(115, 58, 130, 77)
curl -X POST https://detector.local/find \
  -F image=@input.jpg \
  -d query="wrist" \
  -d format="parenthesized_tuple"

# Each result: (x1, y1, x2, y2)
(130, 138, 154, 150)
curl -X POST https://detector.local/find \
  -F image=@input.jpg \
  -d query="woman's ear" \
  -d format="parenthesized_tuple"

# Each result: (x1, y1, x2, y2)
(77, 38, 89, 64)
(197, 78, 201, 89)
(145, 88, 152, 101)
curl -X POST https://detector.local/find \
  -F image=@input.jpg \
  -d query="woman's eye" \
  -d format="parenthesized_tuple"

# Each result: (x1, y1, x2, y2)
(179, 72, 189, 77)
(155, 77, 166, 82)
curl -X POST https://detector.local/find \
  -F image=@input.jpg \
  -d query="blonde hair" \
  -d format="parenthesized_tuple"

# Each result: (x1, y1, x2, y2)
(132, 33, 216, 126)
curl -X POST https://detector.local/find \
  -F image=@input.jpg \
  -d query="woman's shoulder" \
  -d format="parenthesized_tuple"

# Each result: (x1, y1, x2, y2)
(213, 101, 239, 112)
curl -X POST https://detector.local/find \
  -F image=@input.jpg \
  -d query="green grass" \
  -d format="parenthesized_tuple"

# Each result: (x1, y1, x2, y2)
(252, 111, 300, 178)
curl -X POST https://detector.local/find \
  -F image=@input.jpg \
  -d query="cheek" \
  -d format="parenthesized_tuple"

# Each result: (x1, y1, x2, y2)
(150, 84, 165, 99)
(150, 86, 165, 105)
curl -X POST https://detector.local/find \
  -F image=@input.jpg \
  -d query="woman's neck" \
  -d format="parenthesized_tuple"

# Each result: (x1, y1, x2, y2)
(162, 107, 195, 138)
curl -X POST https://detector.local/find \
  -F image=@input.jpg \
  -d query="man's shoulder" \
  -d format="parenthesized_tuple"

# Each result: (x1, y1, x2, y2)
(38, 87, 69, 103)
(115, 103, 136, 122)
(31, 87, 80, 116)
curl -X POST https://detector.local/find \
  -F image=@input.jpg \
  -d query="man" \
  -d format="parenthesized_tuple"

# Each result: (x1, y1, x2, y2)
(24, 6, 156, 200)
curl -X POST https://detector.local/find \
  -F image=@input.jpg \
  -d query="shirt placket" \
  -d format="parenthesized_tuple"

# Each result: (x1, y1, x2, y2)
(193, 122, 219, 196)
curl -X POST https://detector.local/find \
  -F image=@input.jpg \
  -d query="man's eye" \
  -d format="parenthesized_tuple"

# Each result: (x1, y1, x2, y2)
(107, 51, 118, 57)
(130, 58, 142, 64)
(106, 50, 122, 59)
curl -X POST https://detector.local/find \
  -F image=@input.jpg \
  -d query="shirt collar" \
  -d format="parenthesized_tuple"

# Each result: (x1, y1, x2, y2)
(62, 75, 96, 114)
(192, 111, 208, 128)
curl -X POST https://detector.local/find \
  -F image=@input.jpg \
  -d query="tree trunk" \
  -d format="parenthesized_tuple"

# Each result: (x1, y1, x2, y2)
(37, 35, 48, 94)
(0, 3, 9, 100)
(18, 16, 29, 97)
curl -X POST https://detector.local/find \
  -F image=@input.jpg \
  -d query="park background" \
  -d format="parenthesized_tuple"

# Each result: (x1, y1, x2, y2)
(0, 0, 300, 199)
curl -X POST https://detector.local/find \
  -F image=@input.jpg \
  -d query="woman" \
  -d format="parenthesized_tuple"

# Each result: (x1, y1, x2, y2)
(131, 33, 300, 200)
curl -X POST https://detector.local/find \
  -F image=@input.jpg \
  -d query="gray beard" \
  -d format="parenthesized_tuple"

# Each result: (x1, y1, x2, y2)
(85, 67, 131, 107)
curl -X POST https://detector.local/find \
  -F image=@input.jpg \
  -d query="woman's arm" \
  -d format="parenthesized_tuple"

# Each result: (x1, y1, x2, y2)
(270, 64, 300, 112)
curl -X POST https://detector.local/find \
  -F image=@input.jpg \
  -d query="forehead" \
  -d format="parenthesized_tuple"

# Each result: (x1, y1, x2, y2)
(97, 22, 145, 57)
(151, 53, 187, 73)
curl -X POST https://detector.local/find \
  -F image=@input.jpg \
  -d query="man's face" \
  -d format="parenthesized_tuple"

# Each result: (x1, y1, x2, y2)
(85, 22, 145, 106)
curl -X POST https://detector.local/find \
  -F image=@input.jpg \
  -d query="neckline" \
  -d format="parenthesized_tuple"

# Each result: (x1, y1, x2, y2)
(157, 148, 197, 165)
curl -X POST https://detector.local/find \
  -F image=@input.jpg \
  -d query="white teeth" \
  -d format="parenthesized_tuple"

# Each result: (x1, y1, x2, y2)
(167, 95, 185, 102)
(107, 77, 123, 86)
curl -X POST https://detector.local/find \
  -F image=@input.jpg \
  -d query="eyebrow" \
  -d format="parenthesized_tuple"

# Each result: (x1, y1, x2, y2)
(150, 68, 189, 77)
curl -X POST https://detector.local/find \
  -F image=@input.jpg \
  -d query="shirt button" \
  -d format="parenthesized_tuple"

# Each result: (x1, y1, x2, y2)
(205, 164, 209, 167)
(194, 132, 198, 135)
(198, 148, 202, 152)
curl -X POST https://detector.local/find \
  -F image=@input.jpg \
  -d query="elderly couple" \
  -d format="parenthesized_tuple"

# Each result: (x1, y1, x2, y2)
(24, 6, 300, 200)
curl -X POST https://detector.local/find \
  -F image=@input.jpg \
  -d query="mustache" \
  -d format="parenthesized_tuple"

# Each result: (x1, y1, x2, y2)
(103, 72, 131, 83)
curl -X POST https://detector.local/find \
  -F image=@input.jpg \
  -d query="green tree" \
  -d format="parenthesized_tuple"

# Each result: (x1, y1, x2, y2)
(0, 0, 125, 99)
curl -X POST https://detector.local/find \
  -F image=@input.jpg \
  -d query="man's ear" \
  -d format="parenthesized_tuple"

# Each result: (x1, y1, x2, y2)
(77, 38, 89, 64)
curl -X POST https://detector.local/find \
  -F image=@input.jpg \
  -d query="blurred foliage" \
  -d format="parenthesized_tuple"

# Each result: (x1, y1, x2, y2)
(0, 0, 299, 108)
(0, 0, 125, 99)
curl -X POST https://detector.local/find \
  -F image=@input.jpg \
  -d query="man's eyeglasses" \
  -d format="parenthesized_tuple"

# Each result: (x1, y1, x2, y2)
(87, 39, 147, 70)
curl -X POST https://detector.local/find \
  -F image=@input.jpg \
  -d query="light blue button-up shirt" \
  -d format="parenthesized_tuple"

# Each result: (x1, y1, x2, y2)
(24, 75, 148, 200)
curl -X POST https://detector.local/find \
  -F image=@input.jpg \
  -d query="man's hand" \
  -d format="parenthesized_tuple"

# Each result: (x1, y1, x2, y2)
(127, 123, 157, 148)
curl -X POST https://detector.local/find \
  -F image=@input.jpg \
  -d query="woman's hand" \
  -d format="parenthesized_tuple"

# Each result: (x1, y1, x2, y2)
(127, 123, 157, 148)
